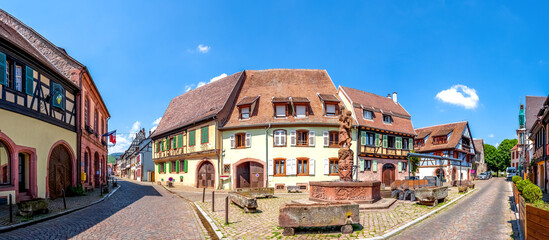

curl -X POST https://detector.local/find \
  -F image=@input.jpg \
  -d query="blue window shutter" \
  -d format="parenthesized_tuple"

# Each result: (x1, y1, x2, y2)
(0, 52, 6, 85)
(25, 66, 33, 95)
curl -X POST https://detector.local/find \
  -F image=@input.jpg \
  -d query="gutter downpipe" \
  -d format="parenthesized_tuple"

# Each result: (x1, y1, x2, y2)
(265, 123, 271, 187)
(214, 116, 221, 190)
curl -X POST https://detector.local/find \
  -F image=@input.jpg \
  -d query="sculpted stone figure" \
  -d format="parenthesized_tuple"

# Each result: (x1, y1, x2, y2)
(338, 106, 354, 181)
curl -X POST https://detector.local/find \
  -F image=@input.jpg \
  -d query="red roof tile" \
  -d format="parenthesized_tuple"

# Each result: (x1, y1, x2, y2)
(152, 72, 243, 137)
(414, 121, 471, 152)
(223, 69, 340, 128)
(339, 86, 415, 135)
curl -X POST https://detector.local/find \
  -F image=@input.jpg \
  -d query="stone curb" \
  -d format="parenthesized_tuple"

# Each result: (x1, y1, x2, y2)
(360, 187, 477, 240)
(194, 202, 225, 240)
(0, 185, 120, 233)
(509, 182, 523, 240)
(160, 185, 221, 240)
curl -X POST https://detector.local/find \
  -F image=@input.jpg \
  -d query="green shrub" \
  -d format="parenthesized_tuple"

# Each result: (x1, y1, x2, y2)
(512, 176, 522, 184)
(67, 184, 86, 196)
(523, 184, 543, 203)
(532, 200, 549, 211)
(516, 179, 532, 192)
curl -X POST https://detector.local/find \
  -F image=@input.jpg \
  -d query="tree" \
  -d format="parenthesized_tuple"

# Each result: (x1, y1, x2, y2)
(410, 151, 420, 175)
(484, 144, 498, 175)
(497, 139, 518, 175)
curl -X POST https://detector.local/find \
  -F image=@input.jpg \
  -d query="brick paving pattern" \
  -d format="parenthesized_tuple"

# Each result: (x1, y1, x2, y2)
(194, 188, 463, 239)
(391, 178, 518, 240)
(0, 187, 106, 226)
(0, 179, 208, 240)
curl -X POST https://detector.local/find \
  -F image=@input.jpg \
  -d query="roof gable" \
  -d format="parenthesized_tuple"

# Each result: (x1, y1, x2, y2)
(415, 121, 472, 152)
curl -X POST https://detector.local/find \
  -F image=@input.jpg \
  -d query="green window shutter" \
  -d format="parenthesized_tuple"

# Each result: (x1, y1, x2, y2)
(382, 135, 388, 148)
(25, 66, 33, 95)
(201, 126, 208, 144)
(396, 137, 402, 150)
(163, 162, 166, 173)
(375, 134, 380, 147)
(158, 164, 161, 173)
(409, 139, 414, 150)
(189, 131, 196, 146)
(361, 132, 366, 146)
(184, 160, 188, 172)
(372, 160, 378, 172)
(0, 52, 6, 85)
(169, 161, 172, 173)
(178, 134, 183, 148)
(359, 159, 364, 171)
(176, 160, 180, 172)
(398, 162, 402, 172)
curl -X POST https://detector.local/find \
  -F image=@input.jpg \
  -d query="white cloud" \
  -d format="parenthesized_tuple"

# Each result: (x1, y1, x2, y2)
(152, 117, 162, 125)
(489, 133, 495, 138)
(435, 85, 479, 109)
(108, 121, 141, 154)
(185, 73, 227, 92)
(197, 44, 211, 53)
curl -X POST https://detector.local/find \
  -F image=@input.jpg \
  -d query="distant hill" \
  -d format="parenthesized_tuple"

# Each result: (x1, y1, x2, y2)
(108, 152, 123, 164)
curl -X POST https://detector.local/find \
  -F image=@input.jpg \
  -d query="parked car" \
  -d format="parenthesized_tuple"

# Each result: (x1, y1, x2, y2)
(485, 171, 492, 179)
(478, 172, 489, 180)
(506, 167, 517, 181)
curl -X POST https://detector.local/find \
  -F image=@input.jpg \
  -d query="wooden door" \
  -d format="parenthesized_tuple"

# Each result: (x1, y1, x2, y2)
(198, 162, 215, 188)
(237, 162, 250, 188)
(151, 172, 155, 182)
(250, 162, 264, 188)
(48, 145, 72, 199)
(382, 164, 395, 186)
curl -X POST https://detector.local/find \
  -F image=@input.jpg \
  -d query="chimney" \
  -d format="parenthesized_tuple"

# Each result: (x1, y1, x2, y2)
(393, 92, 397, 104)
(387, 94, 391, 99)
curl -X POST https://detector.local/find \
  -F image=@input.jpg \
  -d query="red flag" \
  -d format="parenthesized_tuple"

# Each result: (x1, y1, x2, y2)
(110, 133, 116, 144)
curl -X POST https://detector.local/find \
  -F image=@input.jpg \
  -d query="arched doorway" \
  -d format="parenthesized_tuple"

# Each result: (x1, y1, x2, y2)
(94, 152, 100, 187)
(435, 168, 445, 181)
(48, 145, 73, 199)
(382, 164, 395, 186)
(236, 161, 264, 188)
(0, 141, 11, 185)
(452, 168, 457, 182)
(197, 161, 215, 188)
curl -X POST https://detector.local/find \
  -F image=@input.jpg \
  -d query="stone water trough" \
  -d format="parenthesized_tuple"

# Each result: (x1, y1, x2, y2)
(414, 186, 448, 206)
(235, 187, 274, 198)
(17, 198, 49, 217)
(278, 202, 359, 236)
(229, 192, 258, 213)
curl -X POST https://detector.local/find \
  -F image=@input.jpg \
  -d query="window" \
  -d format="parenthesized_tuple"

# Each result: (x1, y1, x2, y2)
(15, 64, 22, 92)
(6, 59, 13, 89)
(275, 105, 287, 117)
(329, 131, 338, 147)
(85, 98, 90, 126)
(364, 159, 372, 171)
(296, 130, 309, 146)
(401, 162, 407, 172)
(171, 161, 176, 173)
(415, 139, 425, 147)
(363, 110, 373, 120)
(0, 141, 11, 185)
(295, 105, 307, 118)
(403, 138, 409, 150)
(297, 158, 309, 175)
(179, 160, 187, 173)
(189, 130, 196, 146)
(433, 136, 447, 145)
(236, 133, 246, 148)
(274, 130, 286, 147)
(158, 162, 164, 173)
(240, 107, 250, 119)
(363, 132, 375, 146)
(94, 109, 98, 132)
(274, 158, 286, 176)
(326, 104, 336, 116)
(170, 137, 175, 149)
(383, 115, 392, 124)
(223, 164, 230, 174)
(329, 158, 338, 175)
(387, 136, 395, 148)
(201, 126, 209, 144)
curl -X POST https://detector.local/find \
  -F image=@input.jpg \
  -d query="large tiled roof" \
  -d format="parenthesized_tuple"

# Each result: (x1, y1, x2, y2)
(525, 96, 546, 130)
(473, 139, 484, 153)
(223, 69, 340, 128)
(152, 72, 244, 137)
(339, 86, 415, 136)
(414, 121, 470, 152)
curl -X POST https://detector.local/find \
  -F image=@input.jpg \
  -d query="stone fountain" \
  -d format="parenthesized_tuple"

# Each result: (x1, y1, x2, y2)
(309, 107, 381, 204)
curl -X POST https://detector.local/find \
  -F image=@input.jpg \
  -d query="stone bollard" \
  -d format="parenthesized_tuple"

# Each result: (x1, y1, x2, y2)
(225, 196, 229, 224)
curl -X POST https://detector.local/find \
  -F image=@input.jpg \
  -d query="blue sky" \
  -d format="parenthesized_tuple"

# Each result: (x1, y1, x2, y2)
(2, 1, 548, 152)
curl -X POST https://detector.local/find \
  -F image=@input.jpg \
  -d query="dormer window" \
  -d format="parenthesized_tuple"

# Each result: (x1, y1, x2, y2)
(363, 110, 373, 120)
(383, 115, 392, 124)
(433, 136, 447, 145)
(275, 105, 287, 118)
(295, 105, 307, 118)
(240, 107, 250, 119)
(317, 94, 340, 117)
(326, 104, 337, 116)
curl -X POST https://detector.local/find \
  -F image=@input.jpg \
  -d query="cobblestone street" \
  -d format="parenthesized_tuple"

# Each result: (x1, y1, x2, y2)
(392, 178, 518, 240)
(0, 179, 208, 240)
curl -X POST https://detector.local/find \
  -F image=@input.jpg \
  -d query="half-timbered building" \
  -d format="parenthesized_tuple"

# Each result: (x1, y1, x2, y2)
(151, 72, 243, 189)
(414, 121, 476, 183)
(0, 20, 79, 203)
(528, 95, 548, 192)
(338, 87, 416, 187)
